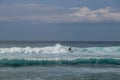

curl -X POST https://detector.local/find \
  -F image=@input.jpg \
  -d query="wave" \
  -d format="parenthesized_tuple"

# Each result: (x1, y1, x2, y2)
(0, 44, 69, 54)
(0, 58, 120, 67)
(0, 44, 120, 54)
(0, 44, 120, 67)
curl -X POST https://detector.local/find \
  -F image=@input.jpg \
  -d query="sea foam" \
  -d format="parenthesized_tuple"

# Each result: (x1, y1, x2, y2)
(0, 44, 120, 66)
(0, 44, 69, 54)
(0, 44, 120, 54)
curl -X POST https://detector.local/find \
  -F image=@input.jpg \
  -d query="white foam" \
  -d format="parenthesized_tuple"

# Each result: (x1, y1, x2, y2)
(0, 44, 120, 60)
(0, 44, 120, 54)
(0, 44, 69, 54)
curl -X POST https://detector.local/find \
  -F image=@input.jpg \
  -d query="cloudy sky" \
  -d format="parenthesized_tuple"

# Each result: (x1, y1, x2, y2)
(0, 0, 120, 41)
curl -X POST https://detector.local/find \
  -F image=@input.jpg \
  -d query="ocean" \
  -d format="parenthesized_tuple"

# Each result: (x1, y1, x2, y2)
(0, 41, 120, 80)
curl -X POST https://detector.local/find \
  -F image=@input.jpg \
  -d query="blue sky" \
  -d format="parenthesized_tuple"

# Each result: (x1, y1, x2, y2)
(0, 0, 120, 41)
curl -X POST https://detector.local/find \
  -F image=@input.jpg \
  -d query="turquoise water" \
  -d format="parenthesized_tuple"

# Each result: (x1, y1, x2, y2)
(0, 41, 120, 80)
(0, 43, 120, 66)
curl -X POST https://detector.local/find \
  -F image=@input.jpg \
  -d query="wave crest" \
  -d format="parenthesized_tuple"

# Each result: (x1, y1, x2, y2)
(0, 44, 69, 54)
(0, 44, 120, 54)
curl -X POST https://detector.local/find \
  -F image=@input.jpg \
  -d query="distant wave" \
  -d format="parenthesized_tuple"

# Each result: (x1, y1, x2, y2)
(0, 58, 120, 67)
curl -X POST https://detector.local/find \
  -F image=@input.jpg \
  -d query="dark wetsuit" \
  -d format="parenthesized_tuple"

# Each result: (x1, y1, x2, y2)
(68, 47, 71, 51)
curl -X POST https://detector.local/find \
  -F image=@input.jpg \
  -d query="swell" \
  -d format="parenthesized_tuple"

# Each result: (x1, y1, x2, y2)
(0, 44, 120, 54)
(0, 58, 120, 67)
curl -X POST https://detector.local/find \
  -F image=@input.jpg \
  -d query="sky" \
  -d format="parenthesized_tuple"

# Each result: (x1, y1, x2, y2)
(0, 0, 120, 41)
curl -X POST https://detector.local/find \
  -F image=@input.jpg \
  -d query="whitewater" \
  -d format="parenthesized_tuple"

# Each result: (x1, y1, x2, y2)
(0, 43, 120, 66)
(0, 41, 120, 80)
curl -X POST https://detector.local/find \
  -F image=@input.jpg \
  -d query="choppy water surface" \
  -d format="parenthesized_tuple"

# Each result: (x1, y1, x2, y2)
(0, 66, 120, 80)
(0, 41, 120, 80)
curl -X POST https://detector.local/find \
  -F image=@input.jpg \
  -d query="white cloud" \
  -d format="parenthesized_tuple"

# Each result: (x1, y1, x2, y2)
(0, 3, 120, 23)
(69, 7, 120, 22)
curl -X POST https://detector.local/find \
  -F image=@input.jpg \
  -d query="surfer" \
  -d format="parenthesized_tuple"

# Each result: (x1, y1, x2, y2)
(68, 47, 72, 51)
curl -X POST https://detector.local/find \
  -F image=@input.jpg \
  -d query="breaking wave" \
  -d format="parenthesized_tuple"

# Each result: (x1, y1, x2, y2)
(0, 44, 120, 54)
(0, 44, 69, 54)
(0, 44, 120, 66)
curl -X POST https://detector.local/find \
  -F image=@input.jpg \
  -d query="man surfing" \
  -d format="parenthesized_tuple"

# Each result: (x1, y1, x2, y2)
(68, 47, 72, 51)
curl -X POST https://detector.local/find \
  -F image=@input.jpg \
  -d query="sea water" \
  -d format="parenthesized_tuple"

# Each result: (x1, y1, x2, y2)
(0, 41, 120, 80)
